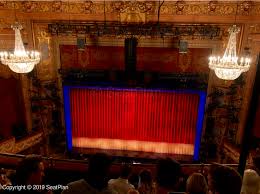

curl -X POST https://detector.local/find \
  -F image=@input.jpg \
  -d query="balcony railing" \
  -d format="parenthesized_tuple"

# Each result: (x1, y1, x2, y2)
(0, 132, 43, 154)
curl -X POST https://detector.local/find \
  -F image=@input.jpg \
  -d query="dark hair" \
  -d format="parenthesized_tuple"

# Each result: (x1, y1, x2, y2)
(129, 173, 139, 189)
(253, 155, 260, 173)
(86, 153, 112, 190)
(120, 164, 132, 178)
(156, 158, 181, 189)
(88, 153, 112, 175)
(209, 164, 242, 194)
(16, 155, 43, 185)
(139, 169, 152, 185)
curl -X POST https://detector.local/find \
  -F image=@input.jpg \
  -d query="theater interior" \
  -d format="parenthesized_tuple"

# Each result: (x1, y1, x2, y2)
(0, 0, 259, 193)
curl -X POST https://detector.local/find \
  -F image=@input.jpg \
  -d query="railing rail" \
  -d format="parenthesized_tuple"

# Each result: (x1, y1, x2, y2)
(0, 152, 244, 175)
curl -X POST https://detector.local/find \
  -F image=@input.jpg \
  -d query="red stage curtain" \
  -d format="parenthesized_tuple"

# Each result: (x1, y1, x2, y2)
(70, 88, 199, 144)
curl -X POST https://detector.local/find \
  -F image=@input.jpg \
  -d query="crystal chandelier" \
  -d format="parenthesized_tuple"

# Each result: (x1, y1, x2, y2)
(209, 25, 250, 80)
(0, 23, 40, 73)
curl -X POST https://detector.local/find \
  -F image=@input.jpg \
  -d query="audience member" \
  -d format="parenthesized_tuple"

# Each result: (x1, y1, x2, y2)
(138, 169, 155, 194)
(0, 168, 11, 186)
(108, 164, 135, 194)
(15, 155, 47, 194)
(62, 153, 117, 194)
(186, 173, 208, 194)
(156, 158, 182, 194)
(208, 164, 242, 194)
(240, 169, 260, 194)
(127, 190, 139, 194)
(253, 155, 260, 175)
(128, 173, 139, 190)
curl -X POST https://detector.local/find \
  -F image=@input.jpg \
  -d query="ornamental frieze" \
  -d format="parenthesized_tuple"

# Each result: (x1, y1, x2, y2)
(48, 23, 222, 39)
(0, 1, 259, 16)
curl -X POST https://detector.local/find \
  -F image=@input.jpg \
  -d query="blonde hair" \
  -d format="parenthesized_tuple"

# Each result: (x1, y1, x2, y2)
(128, 189, 140, 194)
(241, 169, 260, 194)
(186, 173, 208, 194)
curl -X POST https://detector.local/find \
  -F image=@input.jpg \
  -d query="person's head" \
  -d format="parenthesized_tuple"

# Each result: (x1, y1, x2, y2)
(241, 169, 260, 194)
(156, 158, 181, 190)
(128, 189, 140, 194)
(120, 164, 132, 179)
(208, 164, 242, 194)
(253, 155, 260, 174)
(87, 153, 112, 190)
(139, 169, 152, 186)
(16, 155, 44, 185)
(186, 173, 208, 194)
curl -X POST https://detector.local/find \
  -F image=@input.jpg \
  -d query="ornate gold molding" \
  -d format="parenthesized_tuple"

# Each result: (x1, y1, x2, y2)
(249, 24, 260, 34)
(15, 132, 43, 153)
(0, 1, 259, 17)
(34, 23, 56, 80)
(0, 138, 15, 153)
(111, 1, 154, 23)
(0, 132, 43, 153)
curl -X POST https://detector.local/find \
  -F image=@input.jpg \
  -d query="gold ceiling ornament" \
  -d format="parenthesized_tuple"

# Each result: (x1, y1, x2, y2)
(23, 1, 37, 12)
(0, 1, 7, 8)
(111, 1, 153, 13)
(111, 1, 153, 23)
(240, 1, 253, 14)
(176, 0, 185, 14)
(208, 1, 218, 13)
(52, 1, 62, 12)
(83, 1, 93, 13)
(0, 1, 259, 16)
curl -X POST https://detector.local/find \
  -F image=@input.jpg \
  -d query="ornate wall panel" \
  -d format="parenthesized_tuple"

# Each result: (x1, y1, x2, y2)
(60, 45, 211, 73)
(33, 23, 56, 81)
(249, 24, 260, 34)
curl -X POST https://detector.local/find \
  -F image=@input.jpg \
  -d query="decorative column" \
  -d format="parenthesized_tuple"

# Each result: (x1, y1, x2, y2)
(20, 74, 33, 132)
(21, 20, 34, 132)
(236, 25, 260, 144)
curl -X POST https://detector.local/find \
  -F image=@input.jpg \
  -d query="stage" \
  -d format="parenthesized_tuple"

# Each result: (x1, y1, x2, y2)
(72, 147, 194, 162)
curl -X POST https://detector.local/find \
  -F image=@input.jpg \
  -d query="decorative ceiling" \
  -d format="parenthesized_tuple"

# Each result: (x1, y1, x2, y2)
(1, 1, 259, 79)
(0, 1, 257, 15)
(0, 1, 259, 23)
